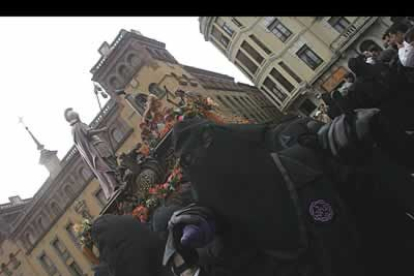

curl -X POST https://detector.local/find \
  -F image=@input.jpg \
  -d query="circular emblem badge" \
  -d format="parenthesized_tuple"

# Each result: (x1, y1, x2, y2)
(309, 199, 334, 222)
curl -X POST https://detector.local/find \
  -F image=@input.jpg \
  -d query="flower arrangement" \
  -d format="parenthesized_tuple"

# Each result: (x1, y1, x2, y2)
(73, 219, 93, 249)
(131, 163, 183, 223)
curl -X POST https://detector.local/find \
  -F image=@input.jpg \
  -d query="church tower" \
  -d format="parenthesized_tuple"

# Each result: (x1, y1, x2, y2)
(19, 118, 61, 177)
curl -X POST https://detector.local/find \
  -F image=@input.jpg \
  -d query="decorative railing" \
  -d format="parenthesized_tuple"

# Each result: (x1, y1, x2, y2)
(0, 199, 32, 211)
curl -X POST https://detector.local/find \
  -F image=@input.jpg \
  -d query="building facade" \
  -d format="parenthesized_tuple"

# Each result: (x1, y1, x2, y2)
(199, 17, 393, 116)
(0, 29, 280, 276)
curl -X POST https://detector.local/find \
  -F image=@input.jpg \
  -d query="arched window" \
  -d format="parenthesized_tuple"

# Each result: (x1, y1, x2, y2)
(25, 232, 35, 246)
(109, 76, 121, 90)
(148, 83, 166, 98)
(50, 202, 61, 217)
(126, 53, 140, 66)
(118, 64, 132, 80)
(112, 128, 123, 143)
(64, 185, 75, 198)
(37, 216, 46, 230)
(359, 39, 383, 53)
(80, 167, 92, 180)
(134, 93, 148, 114)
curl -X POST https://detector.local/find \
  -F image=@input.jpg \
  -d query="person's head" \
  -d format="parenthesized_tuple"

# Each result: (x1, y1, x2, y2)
(344, 72, 355, 83)
(388, 22, 410, 45)
(367, 45, 382, 58)
(382, 32, 390, 47)
(64, 108, 80, 123)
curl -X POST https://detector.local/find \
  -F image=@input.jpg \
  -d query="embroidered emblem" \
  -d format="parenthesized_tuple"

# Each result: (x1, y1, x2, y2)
(309, 199, 334, 222)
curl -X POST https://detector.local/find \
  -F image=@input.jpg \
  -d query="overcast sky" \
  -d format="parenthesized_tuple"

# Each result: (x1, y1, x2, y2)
(0, 17, 252, 203)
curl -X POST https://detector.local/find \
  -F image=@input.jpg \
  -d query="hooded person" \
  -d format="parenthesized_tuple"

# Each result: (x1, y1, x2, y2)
(90, 214, 174, 276)
(165, 111, 414, 276)
(166, 117, 367, 276)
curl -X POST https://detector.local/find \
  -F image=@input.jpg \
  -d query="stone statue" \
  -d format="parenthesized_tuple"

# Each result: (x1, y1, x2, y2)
(64, 108, 120, 199)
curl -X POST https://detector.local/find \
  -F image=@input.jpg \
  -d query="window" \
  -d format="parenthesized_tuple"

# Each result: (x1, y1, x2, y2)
(267, 18, 292, 42)
(39, 254, 58, 276)
(234, 97, 254, 119)
(236, 50, 258, 75)
(95, 188, 107, 207)
(38, 216, 47, 231)
(64, 185, 75, 198)
(118, 65, 131, 80)
(148, 83, 166, 98)
(260, 86, 282, 107)
(216, 96, 231, 110)
(80, 167, 92, 180)
(216, 18, 234, 36)
(241, 41, 264, 64)
(249, 35, 271, 55)
(296, 45, 324, 70)
(235, 61, 253, 77)
(263, 77, 287, 102)
(244, 97, 267, 121)
(50, 202, 61, 217)
(221, 23, 234, 37)
(232, 18, 243, 28)
(133, 93, 148, 114)
(52, 238, 70, 261)
(68, 262, 84, 276)
(112, 128, 123, 143)
(299, 99, 317, 116)
(26, 232, 35, 246)
(270, 68, 295, 92)
(126, 53, 140, 66)
(225, 96, 247, 118)
(211, 26, 230, 48)
(278, 61, 302, 83)
(328, 17, 351, 33)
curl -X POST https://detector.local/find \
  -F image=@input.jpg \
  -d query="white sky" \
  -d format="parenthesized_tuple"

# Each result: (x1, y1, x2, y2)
(0, 17, 252, 203)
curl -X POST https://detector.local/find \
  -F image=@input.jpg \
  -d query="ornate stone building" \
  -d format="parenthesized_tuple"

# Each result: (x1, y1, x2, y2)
(199, 17, 393, 116)
(0, 29, 280, 276)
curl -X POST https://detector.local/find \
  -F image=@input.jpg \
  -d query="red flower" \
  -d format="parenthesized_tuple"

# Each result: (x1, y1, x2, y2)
(148, 187, 157, 195)
(132, 205, 149, 222)
(162, 183, 169, 190)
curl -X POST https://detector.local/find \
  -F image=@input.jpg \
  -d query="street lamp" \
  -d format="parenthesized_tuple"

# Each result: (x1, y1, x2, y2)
(93, 83, 109, 111)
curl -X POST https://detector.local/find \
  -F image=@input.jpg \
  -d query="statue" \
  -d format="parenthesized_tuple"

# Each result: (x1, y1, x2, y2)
(64, 108, 120, 199)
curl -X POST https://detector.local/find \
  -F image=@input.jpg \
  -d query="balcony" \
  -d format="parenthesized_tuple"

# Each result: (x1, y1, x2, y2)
(330, 17, 378, 52)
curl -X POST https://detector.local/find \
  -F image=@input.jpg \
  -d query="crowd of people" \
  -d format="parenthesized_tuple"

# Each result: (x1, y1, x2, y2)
(318, 19, 414, 133)
(88, 18, 414, 276)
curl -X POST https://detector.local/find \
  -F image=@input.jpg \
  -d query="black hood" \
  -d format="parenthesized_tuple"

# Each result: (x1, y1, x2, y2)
(91, 214, 173, 276)
(171, 118, 302, 252)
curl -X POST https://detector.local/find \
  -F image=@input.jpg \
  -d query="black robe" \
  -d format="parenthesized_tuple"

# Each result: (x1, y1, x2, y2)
(91, 215, 173, 276)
